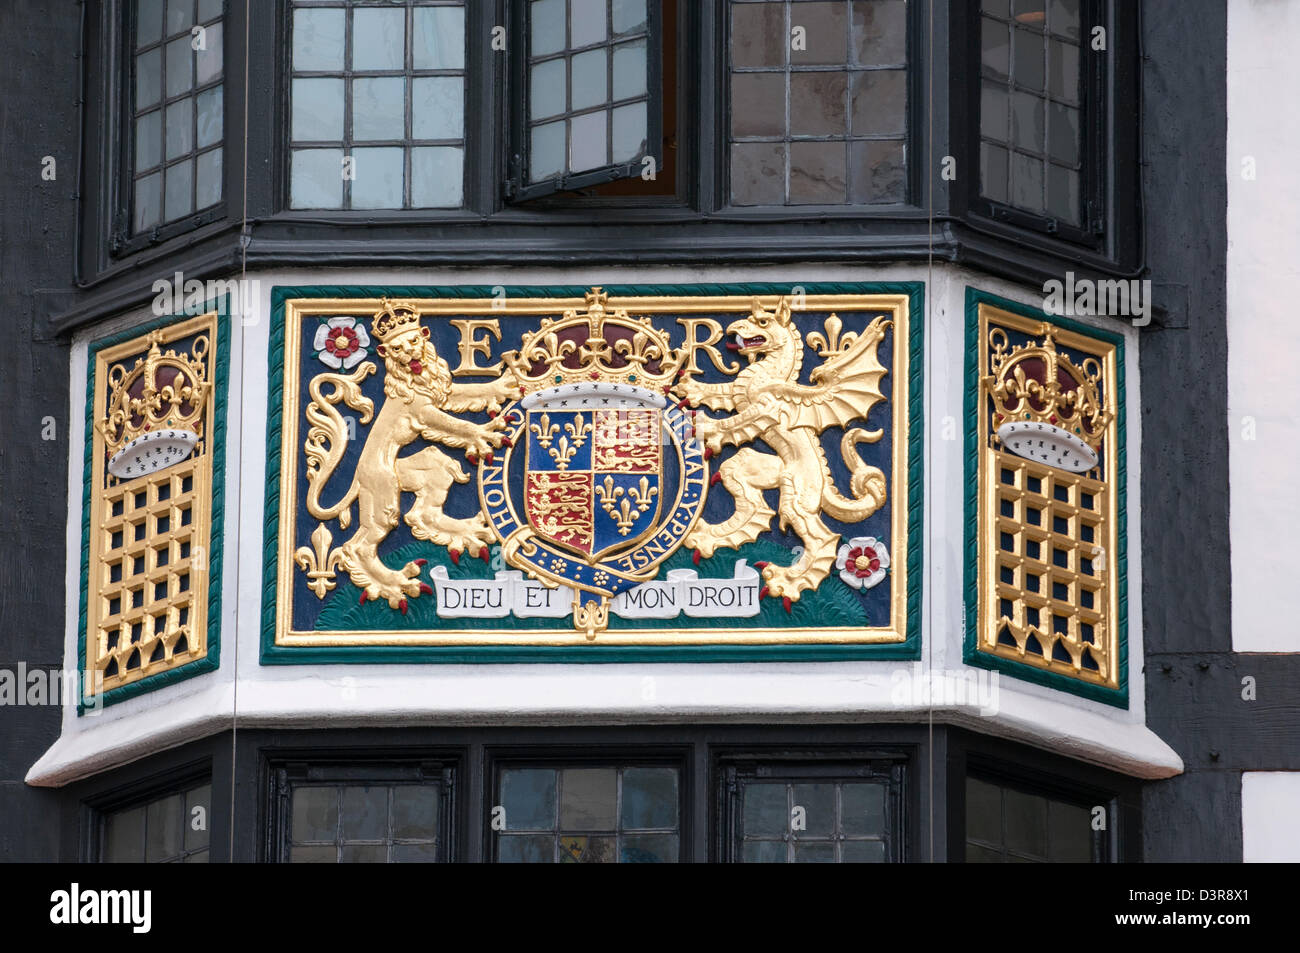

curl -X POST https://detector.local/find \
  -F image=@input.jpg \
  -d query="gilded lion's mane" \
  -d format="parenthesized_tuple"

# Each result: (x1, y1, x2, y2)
(382, 337, 452, 405)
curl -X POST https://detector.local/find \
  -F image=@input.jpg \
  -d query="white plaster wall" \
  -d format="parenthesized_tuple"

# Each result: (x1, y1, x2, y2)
(1242, 771, 1300, 862)
(29, 262, 1181, 786)
(1227, 1, 1300, 652)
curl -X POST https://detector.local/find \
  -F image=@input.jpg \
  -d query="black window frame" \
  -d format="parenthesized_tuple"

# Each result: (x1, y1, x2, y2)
(951, 0, 1141, 268)
(113, 0, 230, 258)
(83, 758, 213, 863)
(266, 752, 458, 863)
(505, 0, 666, 202)
(715, 748, 910, 863)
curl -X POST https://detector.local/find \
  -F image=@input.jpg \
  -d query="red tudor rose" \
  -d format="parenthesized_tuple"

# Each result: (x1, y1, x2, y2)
(834, 536, 890, 591)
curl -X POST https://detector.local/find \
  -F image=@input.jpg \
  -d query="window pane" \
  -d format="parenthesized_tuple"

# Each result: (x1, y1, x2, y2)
(611, 101, 646, 162)
(352, 8, 405, 71)
(982, 16, 1010, 79)
(730, 141, 786, 205)
(198, 0, 222, 22)
(790, 1, 847, 66)
(569, 0, 607, 48)
(621, 833, 676, 863)
(104, 806, 145, 861)
(144, 793, 184, 862)
(842, 840, 887, 862)
(165, 35, 193, 97)
(412, 76, 463, 140)
(531, 0, 566, 57)
(731, 73, 785, 138)
(612, 0, 646, 35)
(620, 767, 677, 829)
(196, 85, 222, 148)
(790, 71, 848, 137)
(569, 110, 608, 172)
(414, 6, 465, 69)
(788, 140, 846, 203)
(530, 59, 567, 120)
(1046, 164, 1078, 223)
(1048, 101, 1079, 164)
(743, 783, 788, 835)
(136, 48, 162, 109)
(196, 147, 222, 208)
(290, 844, 337, 862)
(794, 842, 835, 863)
(340, 785, 388, 840)
(742, 839, 787, 863)
(856, 69, 907, 137)
(165, 98, 193, 161)
(498, 833, 553, 862)
(411, 146, 463, 207)
(792, 783, 835, 836)
(138, 0, 165, 48)
(853, 0, 907, 65)
(391, 785, 439, 840)
(352, 76, 406, 141)
(732, 1, 785, 69)
(294, 8, 346, 71)
(350, 146, 405, 208)
(136, 110, 162, 170)
(841, 782, 887, 835)
(166, 0, 193, 36)
(559, 768, 617, 829)
(612, 38, 647, 100)
(1049, 37, 1079, 103)
(501, 768, 557, 830)
(164, 159, 193, 219)
(292, 77, 345, 141)
(1011, 151, 1044, 212)
(290, 147, 345, 208)
(571, 48, 608, 111)
(529, 121, 566, 181)
(134, 171, 162, 230)
(195, 21, 222, 85)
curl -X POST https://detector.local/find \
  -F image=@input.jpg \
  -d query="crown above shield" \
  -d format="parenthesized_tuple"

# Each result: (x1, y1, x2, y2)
(504, 288, 685, 402)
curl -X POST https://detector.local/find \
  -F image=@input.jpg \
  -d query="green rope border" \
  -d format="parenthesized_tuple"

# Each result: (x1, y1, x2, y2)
(961, 288, 1129, 708)
(77, 300, 231, 714)
(260, 281, 924, 664)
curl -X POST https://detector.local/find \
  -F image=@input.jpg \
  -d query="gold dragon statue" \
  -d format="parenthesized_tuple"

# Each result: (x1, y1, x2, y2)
(677, 297, 892, 606)
(302, 300, 515, 610)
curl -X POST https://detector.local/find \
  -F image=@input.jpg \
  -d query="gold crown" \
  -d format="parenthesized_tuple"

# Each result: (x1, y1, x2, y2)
(503, 288, 685, 396)
(99, 330, 210, 465)
(371, 297, 423, 343)
(984, 325, 1111, 451)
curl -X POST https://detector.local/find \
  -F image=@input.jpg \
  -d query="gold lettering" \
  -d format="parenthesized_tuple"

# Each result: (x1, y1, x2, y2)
(450, 319, 503, 376)
(677, 317, 739, 375)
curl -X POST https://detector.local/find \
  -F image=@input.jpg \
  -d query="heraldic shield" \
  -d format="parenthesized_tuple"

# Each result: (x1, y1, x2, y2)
(525, 400, 664, 562)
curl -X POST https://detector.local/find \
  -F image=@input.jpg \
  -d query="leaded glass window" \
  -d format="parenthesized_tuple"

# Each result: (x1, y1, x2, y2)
(101, 782, 211, 862)
(288, 0, 466, 209)
(493, 764, 680, 862)
(130, 0, 224, 231)
(965, 776, 1098, 862)
(286, 780, 447, 862)
(509, 0, 663, 199)
(722, 760, 903, 862)
(978, 0, 1084, 225)
(728, 0, 908, 206)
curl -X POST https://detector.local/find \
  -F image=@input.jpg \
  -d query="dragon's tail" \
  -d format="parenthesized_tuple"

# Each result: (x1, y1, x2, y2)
(304, 364, 376, 530)
(820, 428, 888, 523)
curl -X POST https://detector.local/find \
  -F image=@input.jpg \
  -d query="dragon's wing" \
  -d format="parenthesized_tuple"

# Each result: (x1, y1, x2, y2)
(786, 315, 891, 433)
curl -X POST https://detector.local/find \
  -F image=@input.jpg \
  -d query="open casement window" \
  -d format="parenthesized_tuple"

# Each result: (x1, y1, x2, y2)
(507, 0, 665, 201)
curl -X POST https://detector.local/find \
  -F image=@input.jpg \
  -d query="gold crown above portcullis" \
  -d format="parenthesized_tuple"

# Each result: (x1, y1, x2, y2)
(983, 323, 1112, 473)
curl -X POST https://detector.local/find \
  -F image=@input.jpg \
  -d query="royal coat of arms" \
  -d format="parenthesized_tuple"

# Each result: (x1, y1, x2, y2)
(270, 285, 917, 653)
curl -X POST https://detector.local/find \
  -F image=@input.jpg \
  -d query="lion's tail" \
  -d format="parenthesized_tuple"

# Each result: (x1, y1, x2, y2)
(304, 364, 376, 530)
(820, 428, 888, 523)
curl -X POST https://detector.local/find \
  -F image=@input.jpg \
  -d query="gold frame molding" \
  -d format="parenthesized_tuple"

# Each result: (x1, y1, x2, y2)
(273, 293, 912, 647)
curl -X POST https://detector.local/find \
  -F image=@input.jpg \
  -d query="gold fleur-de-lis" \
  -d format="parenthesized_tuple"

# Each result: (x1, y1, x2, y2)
(595, 475, 658, 535)
(294, 523, 346, 599)
(530, 413, 559, 448)
(805, 313, 861, 358)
